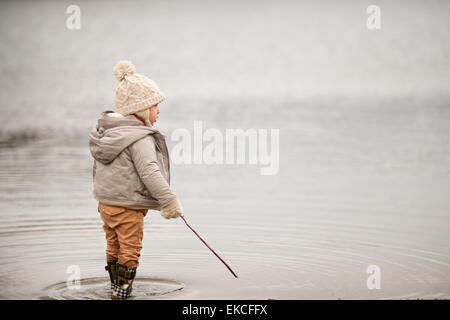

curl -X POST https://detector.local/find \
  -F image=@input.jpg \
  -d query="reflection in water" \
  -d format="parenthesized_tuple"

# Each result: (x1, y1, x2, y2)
(42, 278, 185, 300)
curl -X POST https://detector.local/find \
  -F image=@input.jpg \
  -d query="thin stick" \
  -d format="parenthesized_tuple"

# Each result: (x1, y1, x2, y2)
(180, 215, 238, 278)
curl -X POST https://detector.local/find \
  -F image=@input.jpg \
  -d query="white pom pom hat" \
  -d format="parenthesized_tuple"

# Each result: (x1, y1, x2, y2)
(113, 60, 165, 116)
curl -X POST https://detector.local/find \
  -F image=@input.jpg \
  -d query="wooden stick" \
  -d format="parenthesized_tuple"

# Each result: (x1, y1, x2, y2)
(180, 215, 238, 278)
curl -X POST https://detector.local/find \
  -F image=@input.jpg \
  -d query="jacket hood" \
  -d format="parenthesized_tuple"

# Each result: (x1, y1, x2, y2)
(89, 110, 160, 164)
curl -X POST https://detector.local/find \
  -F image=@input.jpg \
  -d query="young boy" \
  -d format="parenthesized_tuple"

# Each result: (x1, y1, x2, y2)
(89, 61, 183, 299)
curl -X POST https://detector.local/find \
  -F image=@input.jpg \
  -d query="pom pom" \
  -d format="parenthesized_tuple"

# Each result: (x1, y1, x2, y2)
(113, 60, 135, 81)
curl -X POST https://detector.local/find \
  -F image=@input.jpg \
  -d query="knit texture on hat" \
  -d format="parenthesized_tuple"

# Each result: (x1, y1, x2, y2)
(113, 61, 165, 116)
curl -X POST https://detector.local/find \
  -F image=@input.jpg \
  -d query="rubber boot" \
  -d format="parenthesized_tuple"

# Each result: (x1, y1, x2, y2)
(105, 261, 117, 290)
(111, 263, 137, 299)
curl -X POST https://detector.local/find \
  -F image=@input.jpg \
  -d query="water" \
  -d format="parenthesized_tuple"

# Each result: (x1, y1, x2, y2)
(0, 0, 449, 299)
(44, 278, 185, 300)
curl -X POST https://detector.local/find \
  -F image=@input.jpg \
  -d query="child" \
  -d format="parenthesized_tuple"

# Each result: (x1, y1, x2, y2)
(89, 61, 183, 299)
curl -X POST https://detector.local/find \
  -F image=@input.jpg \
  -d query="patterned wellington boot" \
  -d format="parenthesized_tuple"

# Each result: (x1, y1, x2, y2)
(111, 263, 137, 299)
(105, 261, 117, 290)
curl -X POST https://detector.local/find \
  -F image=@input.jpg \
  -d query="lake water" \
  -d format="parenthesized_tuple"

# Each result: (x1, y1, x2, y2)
(0, 0, 449, 299)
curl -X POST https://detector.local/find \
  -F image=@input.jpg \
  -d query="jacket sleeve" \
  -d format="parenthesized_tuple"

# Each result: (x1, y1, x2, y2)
(129, 135, 176, 207)
(92, 160, 96, 180)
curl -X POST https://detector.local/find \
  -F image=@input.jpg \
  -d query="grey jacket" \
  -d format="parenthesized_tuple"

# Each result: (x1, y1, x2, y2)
(89, 110, 176, 210)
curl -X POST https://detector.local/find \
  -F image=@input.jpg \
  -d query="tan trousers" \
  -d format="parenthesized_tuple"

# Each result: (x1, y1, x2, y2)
(98, 202, 148, 268)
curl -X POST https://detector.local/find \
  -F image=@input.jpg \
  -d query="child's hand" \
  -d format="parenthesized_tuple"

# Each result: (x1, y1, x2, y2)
(161, 197, 183, 219)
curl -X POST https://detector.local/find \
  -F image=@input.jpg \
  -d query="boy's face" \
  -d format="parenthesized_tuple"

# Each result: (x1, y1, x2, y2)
(149, 105, 160, 125)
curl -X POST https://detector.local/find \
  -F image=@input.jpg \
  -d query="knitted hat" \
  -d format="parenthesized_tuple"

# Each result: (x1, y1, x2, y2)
(113, 60, 165, 116)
